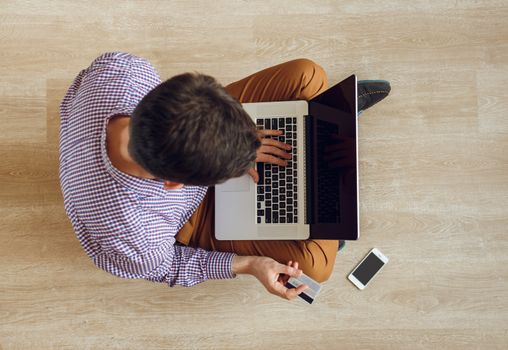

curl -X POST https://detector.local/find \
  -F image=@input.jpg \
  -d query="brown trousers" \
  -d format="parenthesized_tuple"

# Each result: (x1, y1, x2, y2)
(176, 59, 339, 282)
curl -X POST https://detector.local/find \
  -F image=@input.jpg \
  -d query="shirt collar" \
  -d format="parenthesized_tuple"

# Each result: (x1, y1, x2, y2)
(100, 113, 172, 197)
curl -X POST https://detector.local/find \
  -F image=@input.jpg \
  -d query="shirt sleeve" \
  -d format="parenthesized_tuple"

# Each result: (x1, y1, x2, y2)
(84, 189, 236, 287)
(93, 236, 236, 287)
(170, 246, 237, 286)
(60, 52, 161, 125)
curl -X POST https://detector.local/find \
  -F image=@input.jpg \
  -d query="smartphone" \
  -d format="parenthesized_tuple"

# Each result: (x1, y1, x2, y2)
(348, 248, 388, 290)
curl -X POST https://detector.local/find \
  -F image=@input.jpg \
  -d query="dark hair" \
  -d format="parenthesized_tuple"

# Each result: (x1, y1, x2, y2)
(129, 72, 260, 186)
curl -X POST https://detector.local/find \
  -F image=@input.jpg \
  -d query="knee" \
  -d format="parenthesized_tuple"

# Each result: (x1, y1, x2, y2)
(301, 262, 334, 283)
(283, 58, 329, 99)
(288, 58, 323, 75)
(297, 240, 339, 283)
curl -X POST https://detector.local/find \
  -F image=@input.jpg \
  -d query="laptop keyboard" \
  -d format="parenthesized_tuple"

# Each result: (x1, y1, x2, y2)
(255, 117, 298, 224)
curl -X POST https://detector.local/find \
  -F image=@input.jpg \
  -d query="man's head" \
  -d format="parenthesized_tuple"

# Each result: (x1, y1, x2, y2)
(129, 72, 260, 186)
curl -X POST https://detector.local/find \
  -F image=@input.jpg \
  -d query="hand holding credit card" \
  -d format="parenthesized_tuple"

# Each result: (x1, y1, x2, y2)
(232, 256, 309, 300)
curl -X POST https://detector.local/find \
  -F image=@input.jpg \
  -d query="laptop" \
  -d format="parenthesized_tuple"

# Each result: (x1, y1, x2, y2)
(215, 74, 359, 241)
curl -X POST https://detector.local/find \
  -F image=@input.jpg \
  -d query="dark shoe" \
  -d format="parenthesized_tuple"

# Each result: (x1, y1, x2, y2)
(358, 80, 391, 112)
(338, 240, 346, 251)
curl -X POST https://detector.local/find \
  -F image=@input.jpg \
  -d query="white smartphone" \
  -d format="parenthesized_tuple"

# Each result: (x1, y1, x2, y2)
(348, 248, 388, 290)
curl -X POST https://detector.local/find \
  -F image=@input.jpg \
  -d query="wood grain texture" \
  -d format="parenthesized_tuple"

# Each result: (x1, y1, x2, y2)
(1, 1, 507, 349)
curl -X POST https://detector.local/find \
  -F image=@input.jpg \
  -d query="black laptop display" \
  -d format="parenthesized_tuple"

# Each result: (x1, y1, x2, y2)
(307, 75, 358, 240)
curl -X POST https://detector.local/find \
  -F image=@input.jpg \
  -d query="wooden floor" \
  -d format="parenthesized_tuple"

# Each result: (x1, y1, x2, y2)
(1, 1, 507, 349)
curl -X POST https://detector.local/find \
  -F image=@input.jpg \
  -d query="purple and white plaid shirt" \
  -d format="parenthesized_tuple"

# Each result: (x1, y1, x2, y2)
(59, 52, 235, 287)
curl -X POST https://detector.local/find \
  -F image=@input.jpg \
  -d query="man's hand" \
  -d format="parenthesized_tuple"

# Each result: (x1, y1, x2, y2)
(232, 255, 308, 300)
(248, 129, 292, 183)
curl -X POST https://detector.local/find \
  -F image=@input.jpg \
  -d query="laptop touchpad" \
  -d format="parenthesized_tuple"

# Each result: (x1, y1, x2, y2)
(220, 175, 250, 192)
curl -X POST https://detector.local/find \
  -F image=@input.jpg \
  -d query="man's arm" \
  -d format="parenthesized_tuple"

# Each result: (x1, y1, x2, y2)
(95, 242, 307, 300)
(94, 243, 235, 287)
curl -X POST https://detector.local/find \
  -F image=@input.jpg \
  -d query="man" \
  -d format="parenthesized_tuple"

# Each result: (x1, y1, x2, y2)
(59, 52, 389, 300)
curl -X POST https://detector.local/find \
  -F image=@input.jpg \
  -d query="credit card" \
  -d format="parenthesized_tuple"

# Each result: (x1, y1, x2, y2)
(285, 272, 322, 304)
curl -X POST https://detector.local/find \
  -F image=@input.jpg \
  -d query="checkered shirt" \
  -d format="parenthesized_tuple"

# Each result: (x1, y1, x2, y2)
(59, 52, 235, 287)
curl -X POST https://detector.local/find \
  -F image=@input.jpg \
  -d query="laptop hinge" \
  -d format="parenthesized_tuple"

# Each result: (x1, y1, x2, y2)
(304, 115, 314, 225)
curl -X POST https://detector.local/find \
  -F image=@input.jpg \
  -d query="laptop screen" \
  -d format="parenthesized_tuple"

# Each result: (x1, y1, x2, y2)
(307, 75, 358, 240)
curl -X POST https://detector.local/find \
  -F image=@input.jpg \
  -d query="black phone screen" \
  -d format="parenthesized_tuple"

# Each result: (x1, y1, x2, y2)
(352, 252, 385, 285)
